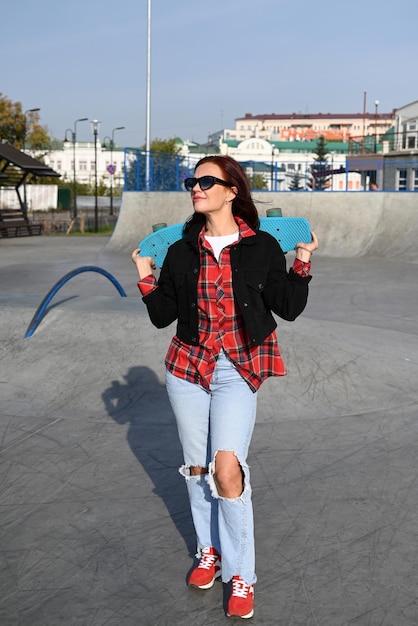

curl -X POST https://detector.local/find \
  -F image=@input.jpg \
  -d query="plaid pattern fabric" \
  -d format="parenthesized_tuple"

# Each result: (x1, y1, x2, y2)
(138, 218, 311, 392)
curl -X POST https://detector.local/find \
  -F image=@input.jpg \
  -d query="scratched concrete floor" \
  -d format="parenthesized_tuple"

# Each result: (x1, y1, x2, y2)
(1, 236, 418, 625)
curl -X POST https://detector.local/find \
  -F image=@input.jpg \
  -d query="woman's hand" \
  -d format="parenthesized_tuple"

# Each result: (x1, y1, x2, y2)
(131, 248, 156, 280)
(295, 230, 319, 262)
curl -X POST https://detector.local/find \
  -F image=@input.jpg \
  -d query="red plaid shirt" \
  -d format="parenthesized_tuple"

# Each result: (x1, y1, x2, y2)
(138, 218, 310, 392)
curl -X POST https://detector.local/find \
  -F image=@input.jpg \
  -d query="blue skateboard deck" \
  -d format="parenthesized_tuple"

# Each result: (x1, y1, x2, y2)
(139, 217, 312, 268)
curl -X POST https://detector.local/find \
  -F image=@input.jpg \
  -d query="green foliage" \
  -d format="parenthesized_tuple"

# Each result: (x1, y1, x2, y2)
(0, 93, 23, 146)
(75, 224, 115, 235)
(308, 135, 331, 190)
(126, 138, 182, 191)
(247, 173, 267, 190)
(141, 137, 181, 154)
(289, 171, 304, 191)
(0, 92, 51, 149)
(314, 135, 328, 160)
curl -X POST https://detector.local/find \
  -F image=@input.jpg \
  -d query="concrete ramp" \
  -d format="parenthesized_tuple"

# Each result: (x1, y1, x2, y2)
(1, 237, 418, 624)
(107, 191, 192, 253)
(108, 191, 418, 262)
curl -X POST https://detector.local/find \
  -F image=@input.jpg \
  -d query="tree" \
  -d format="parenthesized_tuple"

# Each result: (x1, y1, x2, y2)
(145, 137, 181, 155)
(126, 137, 182, 191)
(246, 172, 267, 190)
(0, 92, 50, 150)
(289, 171, 303, 191)
(308, 135, 331, 190)
(148, 138, 181, 191)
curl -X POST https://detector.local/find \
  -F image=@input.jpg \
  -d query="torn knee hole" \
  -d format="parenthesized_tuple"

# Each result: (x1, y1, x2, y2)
(211, 451, 245, 497)
(190, 466, 209, 476)
(179, 464, 209, 480)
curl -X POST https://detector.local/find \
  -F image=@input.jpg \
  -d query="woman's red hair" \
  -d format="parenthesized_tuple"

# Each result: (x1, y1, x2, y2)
(184, 155, 259, 231)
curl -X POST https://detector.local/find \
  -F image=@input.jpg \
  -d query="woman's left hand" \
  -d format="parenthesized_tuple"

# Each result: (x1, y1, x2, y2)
(131, 248, 157, 279)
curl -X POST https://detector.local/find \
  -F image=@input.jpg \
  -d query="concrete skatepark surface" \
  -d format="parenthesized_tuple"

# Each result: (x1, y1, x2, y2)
(1, 218, 418, 624)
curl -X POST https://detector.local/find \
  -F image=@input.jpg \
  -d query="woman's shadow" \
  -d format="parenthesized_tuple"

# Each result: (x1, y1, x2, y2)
(102, 366, 195, 557)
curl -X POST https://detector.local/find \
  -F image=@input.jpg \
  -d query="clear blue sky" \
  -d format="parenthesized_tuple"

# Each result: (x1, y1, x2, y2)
(2, 0, 417, 147)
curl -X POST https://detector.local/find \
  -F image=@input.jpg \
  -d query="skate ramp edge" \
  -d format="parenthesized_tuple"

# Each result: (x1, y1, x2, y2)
(108, 191, 418, 262)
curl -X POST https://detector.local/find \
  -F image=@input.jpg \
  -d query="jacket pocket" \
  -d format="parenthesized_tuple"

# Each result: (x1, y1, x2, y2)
(240, 271, 270, 320)
(244, 269, 268, 293)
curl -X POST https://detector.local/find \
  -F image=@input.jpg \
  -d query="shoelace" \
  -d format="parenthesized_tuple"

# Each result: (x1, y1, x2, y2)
(231, 578, 253, 598)
(198, 552, 218, 571)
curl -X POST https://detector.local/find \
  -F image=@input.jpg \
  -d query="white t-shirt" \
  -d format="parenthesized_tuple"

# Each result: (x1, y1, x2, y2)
(205, 232, 239, 261)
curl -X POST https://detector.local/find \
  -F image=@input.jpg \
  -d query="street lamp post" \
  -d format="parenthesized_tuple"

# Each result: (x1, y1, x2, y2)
(22, 107, 41, 151)
(103, 126, 125, 215)
(91, 120, 101, 233)
(374, 100, 379, 153)
(64, 117, 88, 219)
(22, 107, 40, 214)
(270, 146, 278, 191)
(145, 0, 152, 191)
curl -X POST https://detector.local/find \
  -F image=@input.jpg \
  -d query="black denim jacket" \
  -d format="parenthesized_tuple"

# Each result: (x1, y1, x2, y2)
(142, 224, 311, 347)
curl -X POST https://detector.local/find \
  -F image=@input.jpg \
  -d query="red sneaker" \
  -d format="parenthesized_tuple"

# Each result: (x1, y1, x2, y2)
(188, 547, 221, 590)
(227, 576, 254, 619)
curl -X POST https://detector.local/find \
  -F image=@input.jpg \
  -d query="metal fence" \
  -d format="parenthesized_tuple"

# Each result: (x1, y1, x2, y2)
(348, 130, 418, 154)
(123, 149, 418, 192)
(124, 150, 194, 192)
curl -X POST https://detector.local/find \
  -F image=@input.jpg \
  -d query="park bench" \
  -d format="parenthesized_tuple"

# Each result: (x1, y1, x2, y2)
(0, 209, 43, 238)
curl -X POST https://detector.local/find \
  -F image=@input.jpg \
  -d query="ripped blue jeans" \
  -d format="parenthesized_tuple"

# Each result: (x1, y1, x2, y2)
(165, 350, 258, 585)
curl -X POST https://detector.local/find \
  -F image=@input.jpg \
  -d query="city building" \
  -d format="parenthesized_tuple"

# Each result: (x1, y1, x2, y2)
(211, 110, 394, 144)
(33, 103, 417, 194)
(42, 140, 125, 190)
(189, 109, 392, 191)
(347, 100, 418, 190)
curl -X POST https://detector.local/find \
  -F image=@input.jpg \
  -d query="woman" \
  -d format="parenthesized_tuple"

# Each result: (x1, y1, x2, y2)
(132, 155, 318, 619)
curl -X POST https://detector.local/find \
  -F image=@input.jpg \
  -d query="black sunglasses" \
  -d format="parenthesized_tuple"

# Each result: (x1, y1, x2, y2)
(184, 175, 233, 192)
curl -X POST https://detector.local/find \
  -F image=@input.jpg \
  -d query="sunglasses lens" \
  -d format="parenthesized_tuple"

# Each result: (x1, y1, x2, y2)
(184, 176, 215, 191)
(198, 176, 214, 191)
(184, 178, 196, 191)
(184, 175, 231, 191)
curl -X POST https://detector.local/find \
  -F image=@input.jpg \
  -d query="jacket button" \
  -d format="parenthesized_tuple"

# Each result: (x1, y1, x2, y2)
(191, 302, 196, 308)
(192, 337, 197, 342)
(243, 302, 248, 307)
(258, 283, 263, 290)
(193, 268, 198, 273)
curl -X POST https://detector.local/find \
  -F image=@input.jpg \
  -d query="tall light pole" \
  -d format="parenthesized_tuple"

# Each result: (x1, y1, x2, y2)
(362, 90, 367, 154)
(374, 99, 379, 153)
(270, 145, 278, 191)
(145, 0, 152, 191)
(64, 117, 88, 219)
(103, 126, 125, 215)
(22, 107, 40, 151)
(22, 107, 40, 214)
(91, 120, 101, 233)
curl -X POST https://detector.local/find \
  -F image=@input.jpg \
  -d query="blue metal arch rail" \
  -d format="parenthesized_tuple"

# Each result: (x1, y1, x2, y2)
(25, 266, 127, 338)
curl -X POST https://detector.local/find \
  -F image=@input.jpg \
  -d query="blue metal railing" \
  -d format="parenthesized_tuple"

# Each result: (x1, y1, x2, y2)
(25, 266, 127, 338)
(123, 149, 418, 192)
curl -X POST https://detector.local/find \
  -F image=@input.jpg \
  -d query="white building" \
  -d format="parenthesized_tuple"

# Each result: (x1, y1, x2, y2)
(394, 100, 418, 151)
(42, 140, 125, 189)
(38, 105, 414, 193)
(219, 136, 354, 191)
(347, 100, 418, 190)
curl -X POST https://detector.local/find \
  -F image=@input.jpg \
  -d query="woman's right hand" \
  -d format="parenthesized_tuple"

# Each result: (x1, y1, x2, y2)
(295, 231, 319, 262)
(131, 248, 156, 280)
